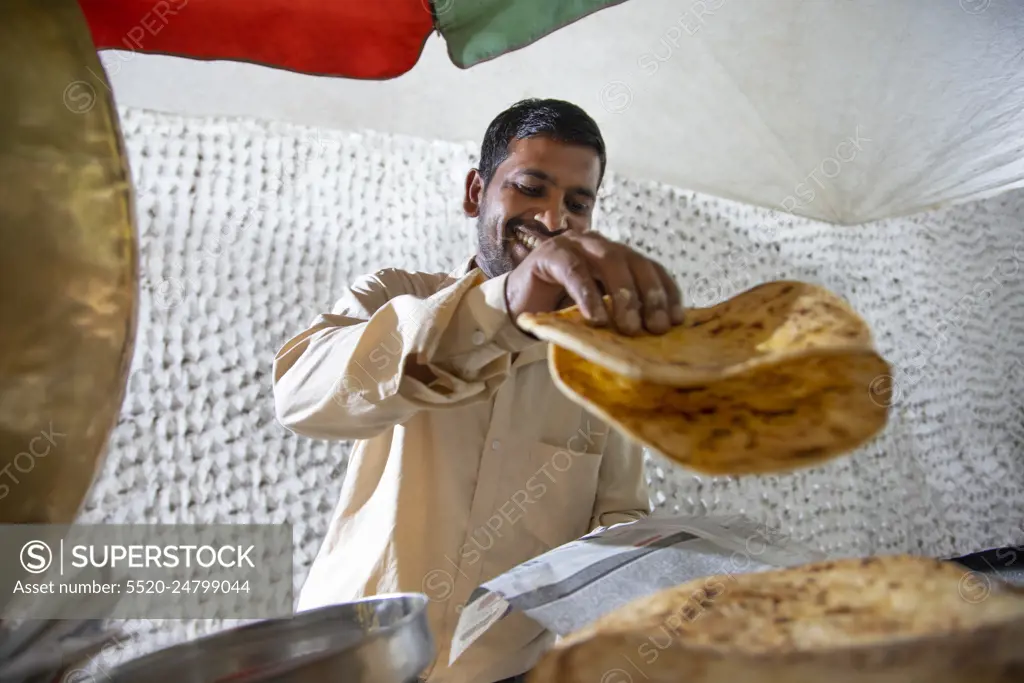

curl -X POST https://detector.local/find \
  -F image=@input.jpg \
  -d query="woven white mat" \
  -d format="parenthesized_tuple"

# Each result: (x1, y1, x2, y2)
(76, 107, 1024, 669)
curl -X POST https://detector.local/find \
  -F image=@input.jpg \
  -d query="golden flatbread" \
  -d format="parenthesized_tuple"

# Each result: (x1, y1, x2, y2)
(528, 555, 1024, 683)
(517, 280, 892, 475)
(518, 281, 877, 384)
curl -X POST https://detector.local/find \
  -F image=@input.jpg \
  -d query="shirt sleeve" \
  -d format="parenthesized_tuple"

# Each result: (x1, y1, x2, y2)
(589, 427, 652, 530)
(273, 267, 537, 441)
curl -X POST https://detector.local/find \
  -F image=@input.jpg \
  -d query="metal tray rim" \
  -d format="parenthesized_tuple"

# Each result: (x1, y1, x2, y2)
(107, 592, 431, 678)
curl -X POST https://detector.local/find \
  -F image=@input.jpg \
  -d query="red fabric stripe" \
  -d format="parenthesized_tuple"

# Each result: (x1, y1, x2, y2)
(77, 0, 435, 80)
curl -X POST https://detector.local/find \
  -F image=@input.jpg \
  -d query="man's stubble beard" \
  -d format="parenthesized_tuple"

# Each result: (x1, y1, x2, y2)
(475, 213, 515, 279)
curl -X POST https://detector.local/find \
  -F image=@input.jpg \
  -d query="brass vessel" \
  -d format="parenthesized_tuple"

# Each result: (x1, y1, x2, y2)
(0, 0, 137, 526)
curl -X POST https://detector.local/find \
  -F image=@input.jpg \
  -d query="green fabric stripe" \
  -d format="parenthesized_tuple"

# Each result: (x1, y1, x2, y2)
(437, 0, 630, 68)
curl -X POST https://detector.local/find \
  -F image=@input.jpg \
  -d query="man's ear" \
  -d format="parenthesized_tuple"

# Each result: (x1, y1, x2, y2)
(464, 169, 485, 218)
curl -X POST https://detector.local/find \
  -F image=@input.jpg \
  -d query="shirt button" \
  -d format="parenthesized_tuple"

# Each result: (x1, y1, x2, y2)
(491, 440, 501, 450)
(471, 330, 486, 346)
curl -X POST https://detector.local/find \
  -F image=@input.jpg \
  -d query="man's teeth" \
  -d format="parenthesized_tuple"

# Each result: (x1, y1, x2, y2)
(516, 228, 540, 250)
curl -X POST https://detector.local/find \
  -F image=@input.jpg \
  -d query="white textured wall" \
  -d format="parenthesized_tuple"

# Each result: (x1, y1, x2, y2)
(76, 107, 1024, 673)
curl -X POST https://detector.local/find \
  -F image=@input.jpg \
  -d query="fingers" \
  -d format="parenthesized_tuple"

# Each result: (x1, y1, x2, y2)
(650, 260, 686, 325)
(541, 245, 608, 325)
(594, 258, 643, 335)
(629, 258, 672, 334)
(527, 232, 682, 334)
(574, 233, 680, 335)
(574, 234, 640, 335)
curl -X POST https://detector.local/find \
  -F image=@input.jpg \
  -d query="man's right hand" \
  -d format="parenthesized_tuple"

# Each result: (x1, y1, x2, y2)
(504, 231, 685, 336)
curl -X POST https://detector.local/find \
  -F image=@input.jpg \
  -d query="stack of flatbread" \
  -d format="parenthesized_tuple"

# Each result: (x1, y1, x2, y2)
(525, 555, 1024, 683)
(518, 281, 893, 475)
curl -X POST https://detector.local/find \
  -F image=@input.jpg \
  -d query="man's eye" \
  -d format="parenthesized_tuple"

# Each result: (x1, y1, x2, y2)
(568, 201, 590, 214)
(517, 184, 543, 196)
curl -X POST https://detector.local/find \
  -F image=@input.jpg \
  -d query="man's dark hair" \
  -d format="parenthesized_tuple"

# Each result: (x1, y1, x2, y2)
(478, 98, 607, 189)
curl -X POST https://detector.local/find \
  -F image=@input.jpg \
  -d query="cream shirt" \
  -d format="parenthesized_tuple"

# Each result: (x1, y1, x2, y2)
(273, 256, 650, 683)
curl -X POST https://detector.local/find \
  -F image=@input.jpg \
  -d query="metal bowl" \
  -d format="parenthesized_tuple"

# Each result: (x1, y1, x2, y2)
(105, 594, 434, 683)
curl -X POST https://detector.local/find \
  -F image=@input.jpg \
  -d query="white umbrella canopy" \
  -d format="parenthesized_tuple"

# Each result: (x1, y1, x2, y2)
(99, 0, 1024, 226)
(570, 0, 1024, 225)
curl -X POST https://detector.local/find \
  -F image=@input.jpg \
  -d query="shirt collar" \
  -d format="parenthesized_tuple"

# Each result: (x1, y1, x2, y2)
(453, 255, 478, 279)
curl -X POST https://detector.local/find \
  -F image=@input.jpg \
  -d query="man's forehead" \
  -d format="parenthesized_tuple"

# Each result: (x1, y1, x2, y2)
(500, 137, 601, 187)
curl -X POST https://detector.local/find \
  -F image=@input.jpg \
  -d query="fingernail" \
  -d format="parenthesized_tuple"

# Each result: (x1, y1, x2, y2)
(647, 289, 667, 307)
(650, 310, 669, 331)
(671, 304, 686, 323)
(592, 305, 609, 324)
(624, 309, 641, 332)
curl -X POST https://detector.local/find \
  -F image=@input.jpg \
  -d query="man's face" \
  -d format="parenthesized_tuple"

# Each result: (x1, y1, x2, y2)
(464, 135, 602, 278)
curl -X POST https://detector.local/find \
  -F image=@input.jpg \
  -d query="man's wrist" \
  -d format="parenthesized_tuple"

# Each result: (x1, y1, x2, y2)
(504, 276, 538, 341)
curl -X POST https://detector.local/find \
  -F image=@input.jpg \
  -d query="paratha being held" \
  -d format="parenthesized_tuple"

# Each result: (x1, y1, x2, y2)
(517, 280, 892, 475)
(548, 344, 889, 475)
(518, 281, 876, 384)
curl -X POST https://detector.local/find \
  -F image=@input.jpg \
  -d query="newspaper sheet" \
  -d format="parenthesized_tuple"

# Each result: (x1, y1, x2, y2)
(450, 514, 826, 665)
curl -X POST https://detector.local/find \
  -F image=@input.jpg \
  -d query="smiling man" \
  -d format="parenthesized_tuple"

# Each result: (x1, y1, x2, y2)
(273, 98, 685, 683)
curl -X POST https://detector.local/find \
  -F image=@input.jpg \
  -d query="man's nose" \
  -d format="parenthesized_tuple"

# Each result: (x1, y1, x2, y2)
(533, 203, 569, 235)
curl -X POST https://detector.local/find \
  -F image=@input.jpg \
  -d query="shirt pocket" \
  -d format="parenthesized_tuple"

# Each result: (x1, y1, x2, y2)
(521, 440, 604, 551)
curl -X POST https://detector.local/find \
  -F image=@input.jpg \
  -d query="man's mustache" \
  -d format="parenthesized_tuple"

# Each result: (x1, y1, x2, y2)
(503, 218, 565, 240)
